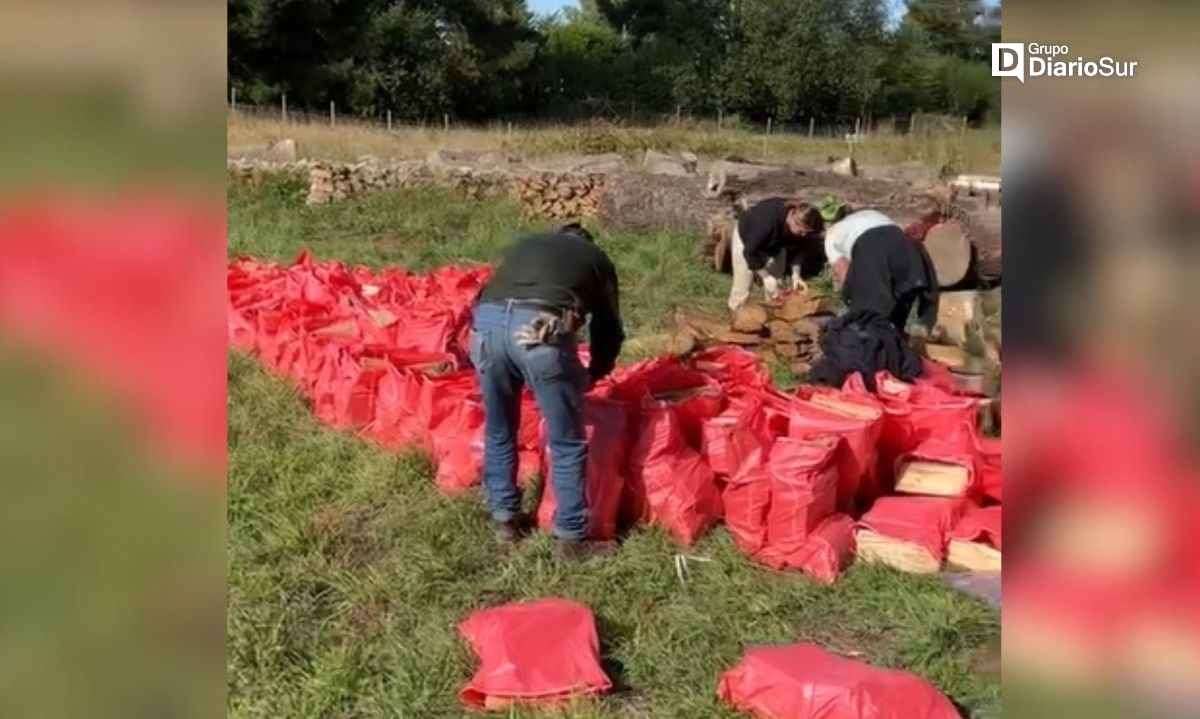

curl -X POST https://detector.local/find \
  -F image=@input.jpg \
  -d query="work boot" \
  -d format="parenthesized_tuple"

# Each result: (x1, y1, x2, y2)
(554, 538, 618, 562)
(492, 516, 530, 545)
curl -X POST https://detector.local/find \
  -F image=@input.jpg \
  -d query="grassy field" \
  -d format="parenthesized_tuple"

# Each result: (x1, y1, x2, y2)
(227, 176, 1001, 718)
(228, 112, 1002, 175)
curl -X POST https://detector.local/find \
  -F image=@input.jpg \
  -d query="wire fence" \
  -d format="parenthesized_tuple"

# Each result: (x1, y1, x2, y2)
(228, 95, 971, 141)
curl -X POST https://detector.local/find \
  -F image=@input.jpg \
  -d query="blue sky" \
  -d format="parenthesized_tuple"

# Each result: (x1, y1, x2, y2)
(529, 0, 575, 14)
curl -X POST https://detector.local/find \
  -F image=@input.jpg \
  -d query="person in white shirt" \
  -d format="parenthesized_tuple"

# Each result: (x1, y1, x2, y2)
(823, 208, 938, 333)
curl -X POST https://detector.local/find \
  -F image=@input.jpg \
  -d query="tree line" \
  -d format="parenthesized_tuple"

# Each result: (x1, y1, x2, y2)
(228, 0, 1000, 127)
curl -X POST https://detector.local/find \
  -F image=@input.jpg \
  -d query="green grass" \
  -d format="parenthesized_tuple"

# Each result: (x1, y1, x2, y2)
(227, 178, 1001, 718)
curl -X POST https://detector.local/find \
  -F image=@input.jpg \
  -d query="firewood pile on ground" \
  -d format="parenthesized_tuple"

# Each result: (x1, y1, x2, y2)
(672, 291, 836, 376)
(511, 172, 606, 220)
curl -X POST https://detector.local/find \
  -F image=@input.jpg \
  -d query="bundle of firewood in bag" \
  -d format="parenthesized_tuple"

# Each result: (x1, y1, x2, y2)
(511, 172, 606, 220)
(672, 291, 836, 376)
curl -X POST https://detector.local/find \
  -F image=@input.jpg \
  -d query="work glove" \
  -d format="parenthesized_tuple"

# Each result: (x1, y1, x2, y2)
(790, 265, 808, 293)
(762, 275, 782, 301)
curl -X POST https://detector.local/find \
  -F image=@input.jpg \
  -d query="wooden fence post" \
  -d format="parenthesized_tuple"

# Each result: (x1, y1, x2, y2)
(330, 101, 335, 127)
(281, 94, 287, 123)
(387, 110, 392, 131)
(808, 117, 815, 137)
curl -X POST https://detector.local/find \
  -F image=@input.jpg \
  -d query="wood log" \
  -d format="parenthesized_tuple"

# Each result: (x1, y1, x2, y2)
(856, 529, 942, 574)
(950, 174, 1001, 194)
(778, 292, 830, 321)
(773, 342, 800, 360)
(731, 304, 769, 333)
(767, 320, 800, 342)
(790, 360, 813, 377)
(895, 460, 972, 497)
(936, 290, 983, 347)
(788, 318, 823, 338)
(923, 343, 971, 370)
(923, 221, 972, 287)
(644, 149, 695, 176)
(947, 540, 1002, 572)
(828, 157, 858, 177)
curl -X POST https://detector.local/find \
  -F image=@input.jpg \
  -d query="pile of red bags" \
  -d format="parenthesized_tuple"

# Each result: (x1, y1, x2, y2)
(229, 254, 1002, 571)
(840, 370, 1002, 573)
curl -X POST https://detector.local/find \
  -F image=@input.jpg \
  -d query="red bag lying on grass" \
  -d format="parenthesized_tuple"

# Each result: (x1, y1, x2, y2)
(786, 513, 857, 584)
(949, 505, 1002, 550)
(628, 403, 723, 545)
(538, 398, 629, 540)
(459, 598, 611, 709)
(717, 643, 961, 719)
(858, 496, 970, 565)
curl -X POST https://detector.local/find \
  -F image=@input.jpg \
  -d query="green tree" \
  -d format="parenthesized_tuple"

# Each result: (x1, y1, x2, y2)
(717, 0, 888, 123)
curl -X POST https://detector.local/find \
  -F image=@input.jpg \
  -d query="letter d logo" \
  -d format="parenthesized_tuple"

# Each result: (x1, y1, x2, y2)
(992, 43, 1025, 83)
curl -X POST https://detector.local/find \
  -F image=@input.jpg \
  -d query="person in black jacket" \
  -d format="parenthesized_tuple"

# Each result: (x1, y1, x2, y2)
(471, 223, 624, 560)
(728, 198, 824, 311)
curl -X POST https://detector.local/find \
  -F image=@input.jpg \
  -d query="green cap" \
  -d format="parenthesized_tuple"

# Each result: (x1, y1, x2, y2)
(818, 195, 842, 222)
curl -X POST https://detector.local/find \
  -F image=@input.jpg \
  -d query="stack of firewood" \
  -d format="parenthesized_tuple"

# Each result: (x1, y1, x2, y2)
(511, 172, 606, 220)
(305, 162, 509, 205)
(672, 292, 835, 376)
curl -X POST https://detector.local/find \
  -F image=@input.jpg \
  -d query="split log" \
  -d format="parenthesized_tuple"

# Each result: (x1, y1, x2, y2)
(923, 221, 972, 287)
(767, 320, 800, 342)
(731, 304, 769, 333)
(894, 460, 972, 497)
(950, 174, 1001, 194)
(828, 157, 858, 177)
(856, 529, 942, 574)
(923, 343, 971, 370)
(947, 540, 1002, 573)
(644, 149, 695, 176)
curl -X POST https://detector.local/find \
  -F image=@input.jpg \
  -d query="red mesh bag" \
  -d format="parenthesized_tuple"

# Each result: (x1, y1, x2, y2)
(722, 444, 774, 556)
(537, 398, 629, 540)
(690, 345, 772, 390)
(718, 643, 961, 719)
(975, 435, 1002, 502)
(789, 389, 885, 511)
(788, 513, 858, 584)
(756, 437, 840, 566)
(873, 371, 979, 449)
(949, 505, 1002, 550)
(628, 404, 723, 544)
(459, 598, 611, 709)
(895, 422, 981, 498)
(858, 496, 970, 564)
(701, 396, 772, 477)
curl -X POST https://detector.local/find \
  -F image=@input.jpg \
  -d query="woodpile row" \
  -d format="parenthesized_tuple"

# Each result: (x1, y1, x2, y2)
(306, 162, 511, 205)
(511, 173, 606, 220)
(673, 292, 835, 377)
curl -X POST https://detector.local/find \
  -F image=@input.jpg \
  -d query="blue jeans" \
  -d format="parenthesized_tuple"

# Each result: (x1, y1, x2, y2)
(469, 301, 589, 540)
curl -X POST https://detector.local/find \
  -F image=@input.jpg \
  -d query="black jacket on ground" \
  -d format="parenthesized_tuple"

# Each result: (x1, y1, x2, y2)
(809, 309, 924, 392)
(478, 231, 624, 379)
(843, 225, 938, 332)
